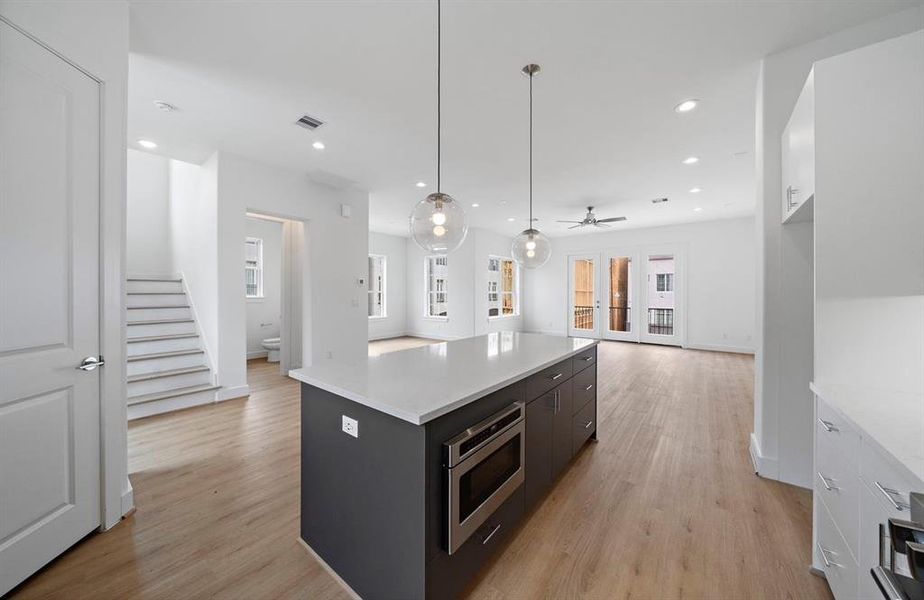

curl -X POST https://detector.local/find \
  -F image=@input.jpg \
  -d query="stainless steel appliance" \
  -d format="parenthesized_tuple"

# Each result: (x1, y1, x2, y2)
(444, 403, 525, 554)
(873, 492, 924, 600)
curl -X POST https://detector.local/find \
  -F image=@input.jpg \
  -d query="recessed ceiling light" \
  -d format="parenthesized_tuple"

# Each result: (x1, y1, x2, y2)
(416, 181, 427, 188)
(689, 187, 702, 194)
(674, 99, 699, 113)
(693, 207, 703, 212)
(312, 141, 325, 150)
(682, 156, 699, 165)
(471, 203, 480, 208)
(138, 139, 157, 149)
(507, 217, 515, 222)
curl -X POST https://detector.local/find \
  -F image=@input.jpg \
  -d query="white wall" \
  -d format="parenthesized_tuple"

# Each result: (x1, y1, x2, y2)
(246, 217, 282, 357)
(216, 152, 369, 396)
(126, 149, 172, 276)
(368, 232, 407, 340)
(524, 217, 756, 353)
(752, 6, 924, 488)
(0, 0, 132, 526)
(405, 228, 522, 340)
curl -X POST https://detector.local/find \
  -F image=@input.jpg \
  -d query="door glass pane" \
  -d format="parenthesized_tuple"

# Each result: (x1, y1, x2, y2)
(572, 258, 595, 330)
(647, 255, 674, 335)
(608, 257, 631, 332)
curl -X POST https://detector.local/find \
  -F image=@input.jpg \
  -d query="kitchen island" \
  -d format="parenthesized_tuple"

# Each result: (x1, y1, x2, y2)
(289, 332, 598, 599)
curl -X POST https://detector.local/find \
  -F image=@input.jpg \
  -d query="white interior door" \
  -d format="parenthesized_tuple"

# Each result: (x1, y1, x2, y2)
(638, 249, 683, 347)
(602, 252, 638, 342)
(0, 20, 102, 595)
(568, 255, 601, 338)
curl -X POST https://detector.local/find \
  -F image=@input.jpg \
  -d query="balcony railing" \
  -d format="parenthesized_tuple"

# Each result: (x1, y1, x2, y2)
(573, 306, 594, 330)
(647, 308, 674, 335)
(608, 307, 631, 332)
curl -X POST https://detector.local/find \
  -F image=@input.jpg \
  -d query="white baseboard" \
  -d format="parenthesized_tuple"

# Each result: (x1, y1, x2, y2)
(121, 480, 135, 518)
(526, 328, 566, 336)
(404, 331, 463, 341)
(685, 343, 755, 355)
(217, 385, 250, 402)
(247, 350, 268, 359)
(749, 432, 780, 479)
(127, 387, 217, 420)
(126, 272, 181, 280)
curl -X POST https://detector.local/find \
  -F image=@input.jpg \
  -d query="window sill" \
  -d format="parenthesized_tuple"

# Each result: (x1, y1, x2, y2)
(424, 316, 449, 322)
(487, 314, 519, 321)
(246, 296, 265, 303)
(368, 315, 388, 320)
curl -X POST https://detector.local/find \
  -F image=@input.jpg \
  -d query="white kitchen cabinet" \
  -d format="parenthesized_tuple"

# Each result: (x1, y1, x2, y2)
(781, 70, 815, 223)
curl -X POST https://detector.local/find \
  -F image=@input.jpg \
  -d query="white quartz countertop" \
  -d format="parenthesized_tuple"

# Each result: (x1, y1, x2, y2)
(289, 332, 598, 425)
(811, 381, 924, 485)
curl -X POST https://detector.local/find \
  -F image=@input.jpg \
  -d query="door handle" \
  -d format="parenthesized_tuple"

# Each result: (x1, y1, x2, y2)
(585, 384, 594, 391)
(875, 481, 911, 511)
(584, 420, 593, 429)
(550, 373, 563, 380)
(481, 523, 501, 545)
(817, 418, 838, 433)
(816, 472, 839, 491)
(816, 543, 842, 568)
(76, 356, 105, 371)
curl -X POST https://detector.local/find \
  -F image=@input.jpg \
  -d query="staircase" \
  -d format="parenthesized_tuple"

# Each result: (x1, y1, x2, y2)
(126, 277, 219, 420)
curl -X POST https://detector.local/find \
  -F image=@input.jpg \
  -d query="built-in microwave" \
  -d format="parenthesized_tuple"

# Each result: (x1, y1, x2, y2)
(444, 403, 525, 555)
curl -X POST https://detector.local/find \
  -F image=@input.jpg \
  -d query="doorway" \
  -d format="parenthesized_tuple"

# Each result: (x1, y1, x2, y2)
(568, 248, 684, 347)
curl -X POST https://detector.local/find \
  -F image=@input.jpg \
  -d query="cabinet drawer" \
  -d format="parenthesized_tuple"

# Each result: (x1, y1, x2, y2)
(816, 397, 860, 467)
(572, 364, 596, 415)
(857, 478, 912, 600)
(572, 398, 596, 456)
(859, 438, 919, 519)
(526, 358, 572, 400)
(571, 347, 596, 374)
(817, 498, 859, 600)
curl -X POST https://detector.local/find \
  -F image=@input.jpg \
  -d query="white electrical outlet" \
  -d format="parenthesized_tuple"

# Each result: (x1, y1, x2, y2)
(342, 415, 359, 438)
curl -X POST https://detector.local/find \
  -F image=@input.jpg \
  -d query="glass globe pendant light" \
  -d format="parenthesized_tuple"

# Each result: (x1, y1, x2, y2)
(511, 64, 552, 269)
(409, 0, 468, 254)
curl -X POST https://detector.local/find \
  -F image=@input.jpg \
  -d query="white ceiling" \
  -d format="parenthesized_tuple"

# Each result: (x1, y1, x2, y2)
(128, 0, 918, 237)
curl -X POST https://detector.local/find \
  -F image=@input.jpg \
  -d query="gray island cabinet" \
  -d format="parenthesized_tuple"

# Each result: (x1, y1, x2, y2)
(289, 333, 598, 599)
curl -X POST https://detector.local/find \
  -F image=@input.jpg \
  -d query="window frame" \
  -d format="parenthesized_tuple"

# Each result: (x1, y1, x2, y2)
(487, 255, 519, 320)
(424, 255, 449, 320)
(367, 254, 387, 319)
(656, 272, 674, 292)
(245, 237, 264, 300)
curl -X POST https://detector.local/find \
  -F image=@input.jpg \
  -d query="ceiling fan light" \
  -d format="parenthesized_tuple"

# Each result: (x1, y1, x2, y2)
(512, 229, 551, 269)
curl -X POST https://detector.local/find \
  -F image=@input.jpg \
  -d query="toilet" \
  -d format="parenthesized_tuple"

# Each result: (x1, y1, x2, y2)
(262, 337, 281, 363)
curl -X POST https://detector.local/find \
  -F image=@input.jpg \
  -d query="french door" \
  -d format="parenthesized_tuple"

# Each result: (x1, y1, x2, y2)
(568, 248, 683, 346)
(0, 20, 102, 595)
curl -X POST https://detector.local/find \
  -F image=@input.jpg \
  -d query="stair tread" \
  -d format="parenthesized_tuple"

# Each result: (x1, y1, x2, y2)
(127, 277, 181, 282)
(128, 365, 209, 383)
(128, 383, 219, 406)
(127, 305, 190, 309)
(127, 333, 199, 343)
(127, 348, 204, 362)
(127, 318, 194, 326)
(127, 292, 186, 296)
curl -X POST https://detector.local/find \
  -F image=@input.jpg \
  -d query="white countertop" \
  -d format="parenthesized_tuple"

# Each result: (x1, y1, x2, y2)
(289, 332, 598, 425)
(811, 381, 924, 485)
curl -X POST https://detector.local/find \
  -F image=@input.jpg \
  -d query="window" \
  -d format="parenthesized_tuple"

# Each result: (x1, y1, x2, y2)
(368, 255, 386, 318)
(245, 237, 263, 298)
(656, 273, 674, 292)
(425, 256, 448, 318)
(487, 256, 518, 318)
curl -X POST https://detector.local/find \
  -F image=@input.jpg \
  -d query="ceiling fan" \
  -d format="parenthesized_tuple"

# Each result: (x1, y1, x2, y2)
(557, 206, 627, 229)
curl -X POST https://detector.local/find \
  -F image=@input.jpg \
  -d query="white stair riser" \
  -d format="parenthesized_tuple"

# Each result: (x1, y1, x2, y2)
(127, 353, 206, 377)
(128, 388, 217, 420)
(126, 280, 183, 294)
(127, 321, 196, 339)
(127, 293, 187, 308)
(128, 370, 212, 397)
(127, 307, 192, 322)
(127, 336, 199, 356)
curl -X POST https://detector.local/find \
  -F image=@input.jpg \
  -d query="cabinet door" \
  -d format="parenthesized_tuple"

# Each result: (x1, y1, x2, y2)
(551, 381, 574, 480)
(524, 392, 554, 511)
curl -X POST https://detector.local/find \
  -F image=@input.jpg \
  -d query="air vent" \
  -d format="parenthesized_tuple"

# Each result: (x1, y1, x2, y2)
(295, 114, 324, 130)
(651, 197, 669, 204)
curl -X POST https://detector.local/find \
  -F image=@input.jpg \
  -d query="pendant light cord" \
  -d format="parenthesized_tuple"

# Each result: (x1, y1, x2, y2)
(529, 68, 533, 227)
(436, 0, 441, 193)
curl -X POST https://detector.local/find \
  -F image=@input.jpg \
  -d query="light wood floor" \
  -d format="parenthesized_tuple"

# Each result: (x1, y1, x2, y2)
(11, 341, 830, 600)
(368, 335, 441, 356)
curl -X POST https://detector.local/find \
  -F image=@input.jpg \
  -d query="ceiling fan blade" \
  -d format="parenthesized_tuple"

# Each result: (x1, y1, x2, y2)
(594, 222, 611, 228)
(595, 216, 627, 223)
(568, 224, 584, 229)
(557, 220, 583, 224)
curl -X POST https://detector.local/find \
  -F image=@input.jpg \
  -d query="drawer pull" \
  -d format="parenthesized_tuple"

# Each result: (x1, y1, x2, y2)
(482, 523, 501, 545)
(580, 356, 593, 362)
(584, 420, 593, 429)
(550, 373, 564, 380)
(816, 472, 839, 491)
(817, 418, 839, 433)
(585, 384, 594, 391)
(817, 543, 842, 568)
(875, 481, 911, 511)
